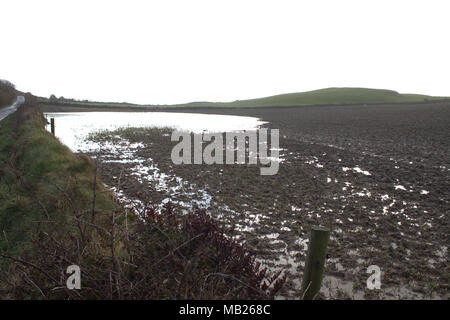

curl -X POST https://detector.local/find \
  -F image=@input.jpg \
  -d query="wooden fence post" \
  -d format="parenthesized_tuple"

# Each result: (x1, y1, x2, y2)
(51, 118, 55, 136)
(301, 225, 330, 300)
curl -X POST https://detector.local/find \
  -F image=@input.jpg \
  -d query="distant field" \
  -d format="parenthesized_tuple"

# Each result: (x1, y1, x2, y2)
(38, 87, 449, 111)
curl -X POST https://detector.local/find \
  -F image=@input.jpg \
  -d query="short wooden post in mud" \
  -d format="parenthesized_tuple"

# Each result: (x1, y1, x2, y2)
(301, 225, 330, 300)
(50, 118, 55, 136)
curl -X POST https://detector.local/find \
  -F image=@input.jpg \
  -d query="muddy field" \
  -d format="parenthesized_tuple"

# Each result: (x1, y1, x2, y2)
(86, 102, 449, 299)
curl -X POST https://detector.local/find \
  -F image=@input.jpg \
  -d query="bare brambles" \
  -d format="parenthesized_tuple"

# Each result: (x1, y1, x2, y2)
(1, 199, 286, 299)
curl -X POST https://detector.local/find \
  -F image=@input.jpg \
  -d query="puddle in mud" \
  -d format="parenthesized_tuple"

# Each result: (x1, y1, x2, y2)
(44, 111, 266, 152)
(43, 111, 447, 300)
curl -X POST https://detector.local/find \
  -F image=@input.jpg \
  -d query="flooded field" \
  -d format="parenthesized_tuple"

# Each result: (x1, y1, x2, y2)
(44, 111, 266, 151)
(44, 102, 449, 299)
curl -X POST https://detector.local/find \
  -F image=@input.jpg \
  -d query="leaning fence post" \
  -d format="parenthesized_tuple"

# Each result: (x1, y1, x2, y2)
(301, 225, 330, 300)
(50, 118, 55, 136)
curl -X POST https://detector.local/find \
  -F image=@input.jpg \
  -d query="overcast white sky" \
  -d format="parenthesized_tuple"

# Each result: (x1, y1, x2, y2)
(1, 0, 449, 104)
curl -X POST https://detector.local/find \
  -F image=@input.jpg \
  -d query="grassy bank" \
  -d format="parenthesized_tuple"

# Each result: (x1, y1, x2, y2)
(0, 94, 115, 253)
(0, 96, 284, 299)
(38, 87, 449, 112)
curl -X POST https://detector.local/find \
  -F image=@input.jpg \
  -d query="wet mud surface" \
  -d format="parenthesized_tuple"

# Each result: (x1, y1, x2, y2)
(87, 102, 449, 299)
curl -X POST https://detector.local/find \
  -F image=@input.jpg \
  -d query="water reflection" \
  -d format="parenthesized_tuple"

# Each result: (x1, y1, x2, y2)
(44, 111, 266, 152)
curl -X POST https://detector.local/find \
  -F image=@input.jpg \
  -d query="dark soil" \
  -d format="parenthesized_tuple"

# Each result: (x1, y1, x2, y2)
(88, 102, 449, 299)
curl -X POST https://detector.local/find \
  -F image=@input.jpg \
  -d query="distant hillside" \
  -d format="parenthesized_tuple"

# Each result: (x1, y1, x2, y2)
(180, 88, 447, 108)
(39, 87, 449, 111)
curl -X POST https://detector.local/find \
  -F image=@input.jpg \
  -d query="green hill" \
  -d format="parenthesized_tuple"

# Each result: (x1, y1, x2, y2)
(179, 87, 447, 108)
(39, 87, 449, 111)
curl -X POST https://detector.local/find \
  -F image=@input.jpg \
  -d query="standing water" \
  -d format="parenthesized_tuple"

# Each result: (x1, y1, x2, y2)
(44, 111, 266, 152)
